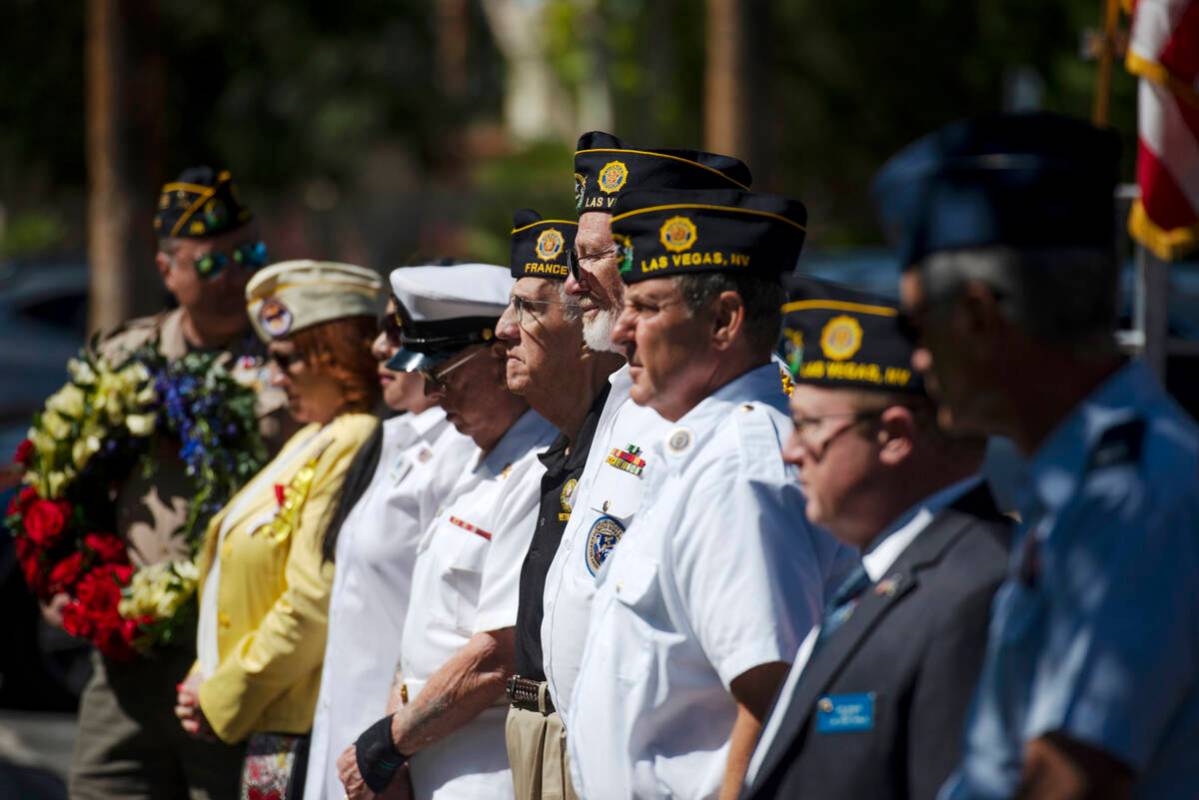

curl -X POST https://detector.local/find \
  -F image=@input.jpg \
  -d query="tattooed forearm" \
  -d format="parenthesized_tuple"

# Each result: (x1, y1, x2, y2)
(387, 628, 515, 755)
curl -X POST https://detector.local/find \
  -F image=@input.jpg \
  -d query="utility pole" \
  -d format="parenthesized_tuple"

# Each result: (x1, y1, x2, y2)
(85, 0, 163, 335)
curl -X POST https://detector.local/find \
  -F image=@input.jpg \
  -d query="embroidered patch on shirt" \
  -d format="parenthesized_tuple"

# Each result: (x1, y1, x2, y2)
(586, 515, 624, 575)
(605, 444, 646, 477)
(449, 515, 493, 541)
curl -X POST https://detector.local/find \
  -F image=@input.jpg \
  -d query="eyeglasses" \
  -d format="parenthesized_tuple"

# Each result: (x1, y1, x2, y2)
(566, 247, 620, 281)
(194, 241, 269, 280)
(420, 346, 486, 391)
(792, 410, 885, 459)
(509, 294, 579, 326)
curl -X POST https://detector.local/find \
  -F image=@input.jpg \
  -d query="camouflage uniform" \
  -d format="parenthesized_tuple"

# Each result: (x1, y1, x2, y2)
(69, 307, 293, 800)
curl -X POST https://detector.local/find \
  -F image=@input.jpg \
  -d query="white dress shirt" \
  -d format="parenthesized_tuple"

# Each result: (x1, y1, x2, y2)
(400, 409, 556, 800)
(303, 409, 474, 800)
(540, 364, 671, 725)
(567, 364, 854, 800)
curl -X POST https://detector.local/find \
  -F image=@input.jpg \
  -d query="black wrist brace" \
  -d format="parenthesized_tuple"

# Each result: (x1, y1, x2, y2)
(354, 714, 407, 792)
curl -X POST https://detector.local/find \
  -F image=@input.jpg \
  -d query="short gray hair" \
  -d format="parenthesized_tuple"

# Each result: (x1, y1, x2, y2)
(675, 272, 785, 355)
(920, 246, 1118, 355)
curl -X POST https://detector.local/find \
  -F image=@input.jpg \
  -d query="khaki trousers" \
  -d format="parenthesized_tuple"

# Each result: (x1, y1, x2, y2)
(69, 648, 245, 800)
(504, 706, 579, 800)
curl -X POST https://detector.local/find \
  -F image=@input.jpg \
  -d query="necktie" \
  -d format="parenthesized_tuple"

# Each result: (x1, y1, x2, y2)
(813, 563, 872, 652)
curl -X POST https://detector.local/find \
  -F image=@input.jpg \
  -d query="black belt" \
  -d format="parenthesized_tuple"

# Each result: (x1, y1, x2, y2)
(507, 676, 555, 715)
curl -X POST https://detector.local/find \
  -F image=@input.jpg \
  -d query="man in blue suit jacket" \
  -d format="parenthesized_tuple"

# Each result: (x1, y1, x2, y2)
(743, 276, 1012, 800)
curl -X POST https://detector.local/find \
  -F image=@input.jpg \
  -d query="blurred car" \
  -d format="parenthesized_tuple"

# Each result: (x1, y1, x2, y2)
(0, 257, 89, 423)
(0, 257, 91, 712)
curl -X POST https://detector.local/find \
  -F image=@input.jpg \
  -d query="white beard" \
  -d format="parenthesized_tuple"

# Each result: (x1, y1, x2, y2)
(582, 307, 621, 354)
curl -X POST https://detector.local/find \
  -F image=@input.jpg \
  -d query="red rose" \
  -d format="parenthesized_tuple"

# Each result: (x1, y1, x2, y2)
(61, 600, 94, 639)
(95, 626, 136, 661)
(111, 563, 134, 585)
(84, 532, 128, 565)
(23, 499, 71, 548)
(47, 552, 84, 594)
(7, 486, 37, 517)
(13, 439, 34, 467)
(74, 567, 124, 620)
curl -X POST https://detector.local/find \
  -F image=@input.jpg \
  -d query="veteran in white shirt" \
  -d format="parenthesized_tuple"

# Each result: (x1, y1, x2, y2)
(338, 265, 556, 800)
(542, 133, 756, 727)
(304, 296, 474, 800)
(567, 189, 853, 800)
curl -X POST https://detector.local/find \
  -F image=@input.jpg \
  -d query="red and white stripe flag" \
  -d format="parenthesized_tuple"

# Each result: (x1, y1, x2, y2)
(1126, 0, 1199, 260)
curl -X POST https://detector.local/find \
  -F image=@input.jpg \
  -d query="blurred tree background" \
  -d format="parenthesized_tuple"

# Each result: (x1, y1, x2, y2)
(0, 0, 1137, 327)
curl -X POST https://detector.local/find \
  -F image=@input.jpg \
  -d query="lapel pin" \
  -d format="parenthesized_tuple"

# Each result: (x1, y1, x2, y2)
(874, 574, 902, 596)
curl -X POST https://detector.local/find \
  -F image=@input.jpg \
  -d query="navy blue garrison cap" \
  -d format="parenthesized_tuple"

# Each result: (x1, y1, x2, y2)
(871, 112, 1121, 269)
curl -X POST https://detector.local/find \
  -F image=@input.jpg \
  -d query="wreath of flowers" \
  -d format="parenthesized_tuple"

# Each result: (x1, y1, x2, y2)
(5, 343, 266, 660)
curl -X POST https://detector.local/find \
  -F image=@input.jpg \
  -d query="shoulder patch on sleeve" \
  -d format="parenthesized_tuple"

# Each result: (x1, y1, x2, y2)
(1087, 418, 1145, 472)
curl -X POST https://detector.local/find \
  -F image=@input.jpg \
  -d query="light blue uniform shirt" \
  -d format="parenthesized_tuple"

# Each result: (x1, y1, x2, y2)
(941, 360, 1199, 799)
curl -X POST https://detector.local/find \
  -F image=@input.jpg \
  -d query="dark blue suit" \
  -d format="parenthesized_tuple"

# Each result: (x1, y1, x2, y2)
(743, 484, 1011, 800)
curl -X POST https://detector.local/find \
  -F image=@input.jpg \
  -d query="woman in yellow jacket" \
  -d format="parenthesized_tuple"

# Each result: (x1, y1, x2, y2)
(175, 260, 382, 795)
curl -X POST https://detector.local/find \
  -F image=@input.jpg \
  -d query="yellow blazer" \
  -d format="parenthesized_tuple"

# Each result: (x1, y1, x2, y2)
(194, 412, 376, 744)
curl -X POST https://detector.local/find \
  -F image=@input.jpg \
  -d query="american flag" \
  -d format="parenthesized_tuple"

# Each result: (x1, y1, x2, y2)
(1126, 0, 1199, 260)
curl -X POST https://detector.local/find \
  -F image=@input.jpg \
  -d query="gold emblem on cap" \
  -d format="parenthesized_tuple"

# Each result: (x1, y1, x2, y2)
(659, 216, 698, 253)
(535, 228, 565, 261)
(598, 160, 629, 194)
(820, 314, 863, 362)
(259, 298, 294, 339)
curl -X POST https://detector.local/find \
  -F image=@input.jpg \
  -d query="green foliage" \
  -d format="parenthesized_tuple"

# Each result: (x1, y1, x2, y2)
(0, 213, 67, 258)
(0, 0, 1141, 254)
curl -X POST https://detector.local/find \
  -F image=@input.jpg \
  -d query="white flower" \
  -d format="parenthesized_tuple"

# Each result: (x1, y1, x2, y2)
(125, 414, 155, 436)
(67, 358, 96, 385)
(40, 411, 71, 440)
(47, 384, 86, 418)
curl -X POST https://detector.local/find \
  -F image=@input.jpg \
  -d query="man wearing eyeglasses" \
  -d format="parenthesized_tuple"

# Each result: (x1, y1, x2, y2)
(490, 210, 623, 800)
(741, 276, 1010, 800)
(541, 133, 757, 743)
(339, 262, 557, 800)
(566, 188, 853, 800)
(65, 166, 291, 800)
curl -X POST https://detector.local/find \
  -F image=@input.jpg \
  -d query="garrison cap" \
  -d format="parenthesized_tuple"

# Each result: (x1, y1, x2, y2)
(573, 131, 752, 215)
(155, 166, 254, 239)
(781, 275, 924, 394)
(245, 260, 383, 342)
(872, 112, 1121, 269)
(610, 188, 806, 284)
(386, 263, 513, 373)
(510, 209, 576, 280)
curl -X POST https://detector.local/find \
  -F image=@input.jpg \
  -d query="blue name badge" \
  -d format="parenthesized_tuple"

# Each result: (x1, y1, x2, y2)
(815, 692, 876, 733)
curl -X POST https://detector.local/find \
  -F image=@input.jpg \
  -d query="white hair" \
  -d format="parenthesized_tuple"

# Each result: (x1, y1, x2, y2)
(920, 246, 1118, 357)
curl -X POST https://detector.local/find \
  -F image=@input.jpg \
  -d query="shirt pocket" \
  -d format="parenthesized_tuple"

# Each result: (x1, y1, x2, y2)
(441, 521, 491, 634)
(586, 461, 644, 523)
(610, 557, 663, 681)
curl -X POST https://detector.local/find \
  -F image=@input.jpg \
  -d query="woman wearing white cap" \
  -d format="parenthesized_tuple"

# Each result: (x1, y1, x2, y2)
(175, 260, 383, 799)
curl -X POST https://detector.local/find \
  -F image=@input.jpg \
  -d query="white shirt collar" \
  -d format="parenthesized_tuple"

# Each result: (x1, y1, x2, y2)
(860, 474, 983, 581)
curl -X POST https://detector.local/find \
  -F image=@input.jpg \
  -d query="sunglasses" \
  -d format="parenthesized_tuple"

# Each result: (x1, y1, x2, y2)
(380, 310, 403, 346)
(194, 241, 269, 280)
(270, 349, 307, 371)
(566, 246, 620, 282)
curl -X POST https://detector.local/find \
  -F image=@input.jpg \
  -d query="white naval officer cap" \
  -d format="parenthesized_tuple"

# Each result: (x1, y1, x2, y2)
(386, 262, 514, 373)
